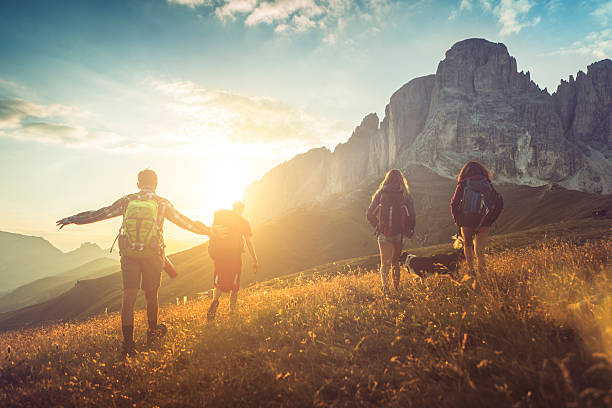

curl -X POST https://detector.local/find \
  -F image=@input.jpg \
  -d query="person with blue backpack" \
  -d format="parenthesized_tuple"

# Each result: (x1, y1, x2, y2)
(367, 169, 416, 294)
(451, 161, 503, 275)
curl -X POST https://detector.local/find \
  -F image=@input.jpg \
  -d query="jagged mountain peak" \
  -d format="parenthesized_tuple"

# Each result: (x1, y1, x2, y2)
(244, 38, 612, 222)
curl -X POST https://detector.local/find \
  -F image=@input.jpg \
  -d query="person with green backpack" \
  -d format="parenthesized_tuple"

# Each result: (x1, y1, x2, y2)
(56, 169, 213, 355)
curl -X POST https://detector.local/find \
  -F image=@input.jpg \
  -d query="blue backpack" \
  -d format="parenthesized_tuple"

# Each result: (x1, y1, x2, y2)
(461, 178, 494, 217)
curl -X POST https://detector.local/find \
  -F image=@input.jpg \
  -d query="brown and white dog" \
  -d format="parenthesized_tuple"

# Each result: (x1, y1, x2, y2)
(398, 234, 465, 277)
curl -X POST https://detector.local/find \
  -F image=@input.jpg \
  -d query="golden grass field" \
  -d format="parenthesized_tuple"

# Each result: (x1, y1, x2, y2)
(1, 237, 611, 407)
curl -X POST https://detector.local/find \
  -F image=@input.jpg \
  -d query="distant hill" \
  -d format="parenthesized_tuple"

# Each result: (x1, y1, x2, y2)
(0, 231, 117, 291)
(1, 168, 610, 331)
(0, 257, 119, 313)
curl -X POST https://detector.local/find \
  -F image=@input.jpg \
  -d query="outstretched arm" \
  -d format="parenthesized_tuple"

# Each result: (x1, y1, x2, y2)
(164, 204, 212, 235)
(56, 197, 128, 229)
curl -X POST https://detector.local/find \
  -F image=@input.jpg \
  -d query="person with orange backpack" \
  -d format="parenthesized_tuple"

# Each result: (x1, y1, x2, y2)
(206, 201, 258, 322)
(450, 161, 503, 275)
(56, 169, 213, 355)
(367, 169, 416, 293)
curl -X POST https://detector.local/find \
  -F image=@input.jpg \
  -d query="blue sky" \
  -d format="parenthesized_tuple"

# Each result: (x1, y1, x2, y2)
(1, 0, 611, 251)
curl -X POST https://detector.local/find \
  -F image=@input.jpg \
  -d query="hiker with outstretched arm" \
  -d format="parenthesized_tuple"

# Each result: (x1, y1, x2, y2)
(450, 161, 503, 275)
(206, 201, 258, 322)
(56, 169, 213, 356)
(367, 169, 416, 294)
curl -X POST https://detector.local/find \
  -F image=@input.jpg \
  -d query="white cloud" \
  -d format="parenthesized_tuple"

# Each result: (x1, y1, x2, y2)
(216, 0, 257, 20)
(149, 79, 347, 150)
(170, 0, 396, 41)
(245, 0, 323, 26)
(0, 98, 130, 149)
(493, 0, 540, 35)
(592, 0, 612, 26)
(167, 0, 211, 8)
(548, 29, 612, 59)
(460, 0, 474, 11)
(448, 0, 539, 35)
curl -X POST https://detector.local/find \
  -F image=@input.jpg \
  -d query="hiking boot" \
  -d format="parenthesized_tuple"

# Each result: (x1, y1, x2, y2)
(121, 340, 136, 357)
(207, 299, 219, 323)
(147, 323, 167, 345)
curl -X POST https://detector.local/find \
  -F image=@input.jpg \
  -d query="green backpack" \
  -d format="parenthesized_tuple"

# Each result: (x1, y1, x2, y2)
(119, 199, 161, 258)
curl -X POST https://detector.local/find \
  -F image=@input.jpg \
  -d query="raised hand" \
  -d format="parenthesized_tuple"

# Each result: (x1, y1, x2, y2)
(56, 217, 72, 230)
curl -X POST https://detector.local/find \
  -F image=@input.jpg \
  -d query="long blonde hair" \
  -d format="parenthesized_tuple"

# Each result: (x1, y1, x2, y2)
(371, 169, 411, 201)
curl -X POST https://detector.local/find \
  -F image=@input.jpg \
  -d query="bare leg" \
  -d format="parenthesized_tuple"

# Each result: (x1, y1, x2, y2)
(229, 290, 238, 314)
(144, 288, 159, 330)
(391, 240, 402, 291)
(378, 240, 393, 292)
(212, 288, 222, 302)
(121, 288, 139, 344)
(461, 227, 475, 272)
(207, 288, 222, 322)
(474, 226, 490, 274)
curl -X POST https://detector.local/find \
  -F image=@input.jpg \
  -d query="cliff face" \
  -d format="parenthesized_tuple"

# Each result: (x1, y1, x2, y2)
(553, 59, 612, 193)
(408, 38, 581, 186)
(245, 39, 612, 222)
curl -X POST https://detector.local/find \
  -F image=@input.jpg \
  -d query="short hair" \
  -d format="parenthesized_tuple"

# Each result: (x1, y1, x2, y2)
(232, 201, 245, 214)
(138, 169, 158, 189)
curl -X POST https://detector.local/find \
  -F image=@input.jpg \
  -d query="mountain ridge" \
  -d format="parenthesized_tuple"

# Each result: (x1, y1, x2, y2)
(244, 38, 612, 224)
(0, 230, 118, 291)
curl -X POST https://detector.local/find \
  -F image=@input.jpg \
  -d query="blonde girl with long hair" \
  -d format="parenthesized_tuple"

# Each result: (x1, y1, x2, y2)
(450, 161, 503, 274)
(367, 169, 416, 293)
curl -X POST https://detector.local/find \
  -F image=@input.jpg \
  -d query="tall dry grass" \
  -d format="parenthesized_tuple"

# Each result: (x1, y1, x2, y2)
(1, 238, 610, 407)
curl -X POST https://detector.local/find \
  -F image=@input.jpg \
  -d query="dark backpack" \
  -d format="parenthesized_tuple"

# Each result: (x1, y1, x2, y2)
(461, 178, 495, 218)
(208, 210, 243, 260)
(376, 190, 412, 236)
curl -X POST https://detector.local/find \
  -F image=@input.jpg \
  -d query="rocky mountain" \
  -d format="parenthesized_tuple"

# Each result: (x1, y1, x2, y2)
(0, 231, 118, 291)
(244, 38, 612, 222)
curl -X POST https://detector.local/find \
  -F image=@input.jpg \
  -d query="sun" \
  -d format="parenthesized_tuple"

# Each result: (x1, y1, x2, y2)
(195, 160, 249, 221)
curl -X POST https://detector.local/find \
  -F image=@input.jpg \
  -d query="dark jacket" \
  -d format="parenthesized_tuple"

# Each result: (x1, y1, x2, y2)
(450, 176, 503, 228)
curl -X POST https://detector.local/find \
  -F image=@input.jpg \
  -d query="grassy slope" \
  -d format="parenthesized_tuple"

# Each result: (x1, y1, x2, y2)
(0, 232, 610, 407)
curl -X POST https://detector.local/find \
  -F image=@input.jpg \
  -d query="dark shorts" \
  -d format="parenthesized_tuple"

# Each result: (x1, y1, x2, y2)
(213, 256, 242, 292)
(121, 255, 164, 292)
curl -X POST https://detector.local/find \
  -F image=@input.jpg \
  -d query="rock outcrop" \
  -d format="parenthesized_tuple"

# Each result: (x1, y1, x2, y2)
(408, 38, 581, 186)
(553, 59, 612, 193)
(245, 39, 612, 221)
